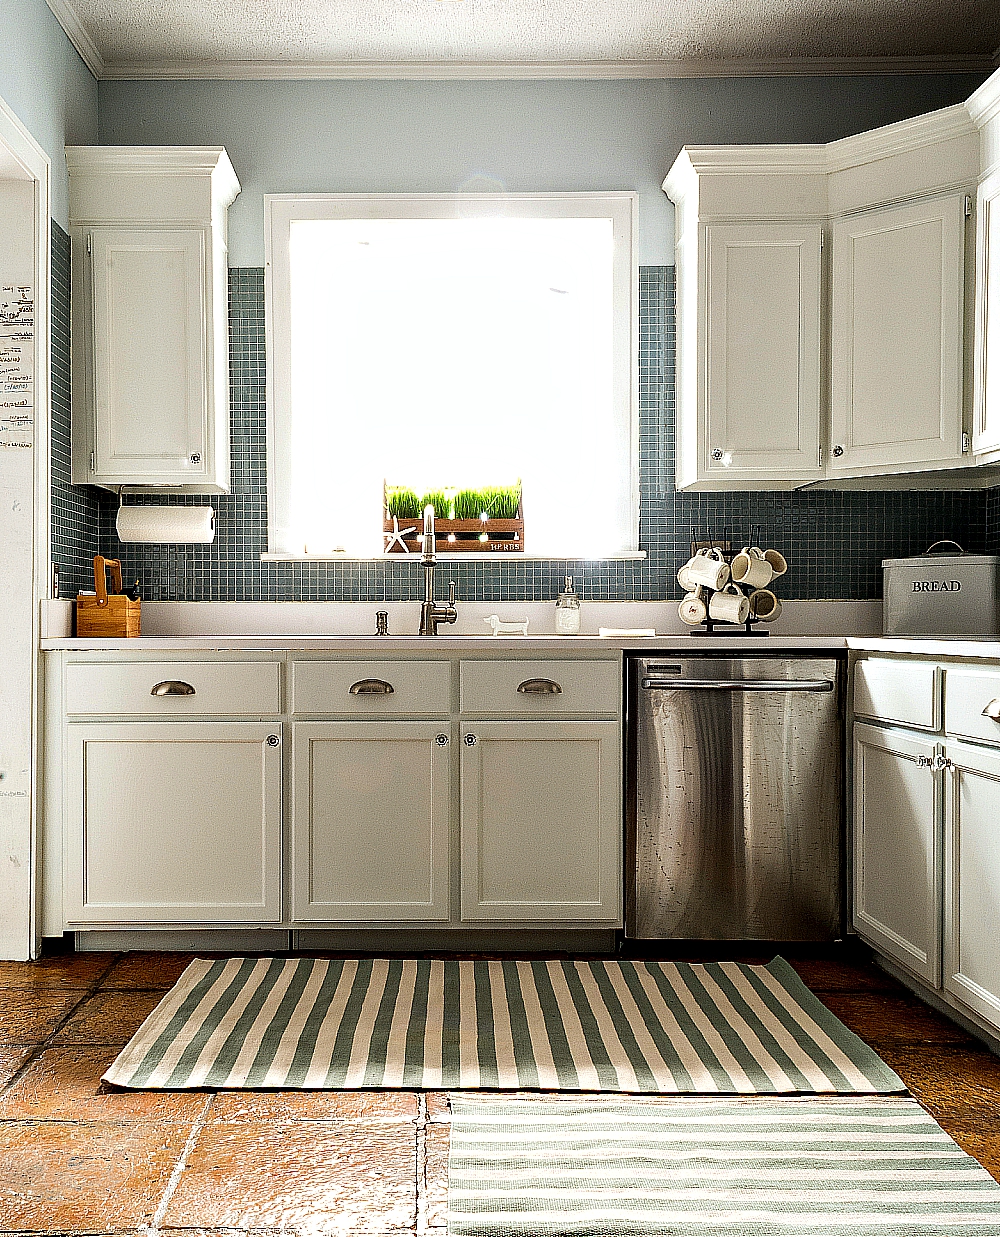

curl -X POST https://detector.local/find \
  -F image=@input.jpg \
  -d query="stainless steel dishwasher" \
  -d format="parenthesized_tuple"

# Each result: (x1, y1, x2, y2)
(627, 655, 843, 941)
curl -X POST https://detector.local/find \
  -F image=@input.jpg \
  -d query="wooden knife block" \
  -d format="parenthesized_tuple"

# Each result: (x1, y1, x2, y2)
(76, 594, 141, 638)
(75, 555, 141, 638)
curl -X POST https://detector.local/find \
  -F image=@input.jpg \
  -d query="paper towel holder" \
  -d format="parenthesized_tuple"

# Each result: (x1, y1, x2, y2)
(116, 488, 217, 544)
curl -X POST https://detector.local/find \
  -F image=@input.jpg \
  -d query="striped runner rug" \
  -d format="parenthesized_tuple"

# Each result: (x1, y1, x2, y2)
(102, 955, 903, 1093)
(447, 1095, 1000, 1235)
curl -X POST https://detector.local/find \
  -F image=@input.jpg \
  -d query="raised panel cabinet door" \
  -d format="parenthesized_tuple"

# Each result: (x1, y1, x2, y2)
(64, 722, 282, 924)
(830, 194, 966, 474)
(291, 722, 450, 922)
(89, 228, 209, 483)
(973, 169, 1000, 459)
(943, 741, 1000, 1031)
(460, 721, 621, 923)
(702, 223, 823, 482)
(852, 722, 941, 985)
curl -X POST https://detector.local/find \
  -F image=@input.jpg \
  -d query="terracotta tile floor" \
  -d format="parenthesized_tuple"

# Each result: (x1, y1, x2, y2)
(1, 947, 999, 1234)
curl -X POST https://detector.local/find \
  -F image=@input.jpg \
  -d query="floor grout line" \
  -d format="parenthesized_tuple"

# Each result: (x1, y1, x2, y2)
(145, 1091, 214, 1234)
(0, 951, 123, 1101)
(414, 1091, 429, 1235)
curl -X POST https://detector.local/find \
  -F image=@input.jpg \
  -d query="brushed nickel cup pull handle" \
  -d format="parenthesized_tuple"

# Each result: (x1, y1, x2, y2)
(517, 678, 562, 695)
(349, 678, 395, 695)
(982, 698, 1000, 723)
(151, 681, 196, 696)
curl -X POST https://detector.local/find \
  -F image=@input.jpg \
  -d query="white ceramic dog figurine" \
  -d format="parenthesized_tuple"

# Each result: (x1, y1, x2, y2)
(485, 615, 529, 637)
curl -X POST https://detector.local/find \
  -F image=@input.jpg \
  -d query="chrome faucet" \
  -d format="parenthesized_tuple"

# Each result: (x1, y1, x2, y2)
(418, 505, 458, 635)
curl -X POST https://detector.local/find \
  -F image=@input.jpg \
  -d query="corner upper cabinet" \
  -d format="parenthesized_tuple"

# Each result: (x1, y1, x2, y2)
(828, 193, 967, 476)
(67, 147, 240, 492)
(969, 73, 1000, 463)
(665, 148, 827, 490)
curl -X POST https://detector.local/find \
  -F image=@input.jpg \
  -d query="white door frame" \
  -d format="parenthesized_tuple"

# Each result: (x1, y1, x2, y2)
(0, 92, 51, 959)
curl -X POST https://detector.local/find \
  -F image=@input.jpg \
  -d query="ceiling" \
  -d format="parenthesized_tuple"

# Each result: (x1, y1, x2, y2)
(46, 0, 1000, 80)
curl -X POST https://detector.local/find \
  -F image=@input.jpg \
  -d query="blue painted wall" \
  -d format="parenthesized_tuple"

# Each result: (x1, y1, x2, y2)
(0, 0, 97, 224)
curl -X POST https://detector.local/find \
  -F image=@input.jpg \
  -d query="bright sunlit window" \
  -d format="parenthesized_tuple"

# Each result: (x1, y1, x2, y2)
(265, 194, 637, 558)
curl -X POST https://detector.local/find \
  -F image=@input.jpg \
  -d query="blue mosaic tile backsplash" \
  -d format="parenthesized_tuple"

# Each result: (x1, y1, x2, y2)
(52, 258, 996, 601)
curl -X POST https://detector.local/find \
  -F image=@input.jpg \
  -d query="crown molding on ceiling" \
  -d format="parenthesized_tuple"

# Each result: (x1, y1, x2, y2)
(45, 0, 104, 79)
(97, 54, 998, 82)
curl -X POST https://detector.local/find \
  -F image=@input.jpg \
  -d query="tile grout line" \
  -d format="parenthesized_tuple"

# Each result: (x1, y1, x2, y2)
(414, 1091, 429, 1235)
(145, 1091, 214, 1234)
(0, 951, 124, 1104)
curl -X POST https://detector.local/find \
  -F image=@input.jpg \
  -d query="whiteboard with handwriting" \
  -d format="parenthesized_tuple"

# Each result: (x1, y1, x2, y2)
(0, 285, 33, 450)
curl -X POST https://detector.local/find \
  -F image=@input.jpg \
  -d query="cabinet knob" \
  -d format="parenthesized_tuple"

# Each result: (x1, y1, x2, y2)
(349, 678, 395, 695)
(710, 448, 724, 462)
(267, 734, 281, 747)
(150, 680, 195, 696)
(464, 733, 478, 746)
(916, 755, 933, 768)
(982, 698, 1000, 723)
(931, 754, 954, 772)
(832, 445, 845, 458)
(435, 733, 449, 746)
(189, 453, 202, 465)
(517, 678, 562, 695)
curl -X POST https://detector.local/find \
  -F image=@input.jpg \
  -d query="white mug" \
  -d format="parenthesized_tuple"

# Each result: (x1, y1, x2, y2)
(748, 588, 781, 622)
(730, 547, 773, 589)
(677, 562, 699, 591)
(708, 584, 750, 625)
(684, 548, 730, 591)
(763, 548, 788, 578)
(678, 588, 707, 625)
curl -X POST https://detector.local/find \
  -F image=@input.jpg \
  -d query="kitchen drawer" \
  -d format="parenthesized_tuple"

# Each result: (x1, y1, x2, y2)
(944, 668, 1000, 747)
(65, 662, 281, 716)
(291, 661, 451, 715)
(460, 659, 620, 715)
(853, 658, 940, 731)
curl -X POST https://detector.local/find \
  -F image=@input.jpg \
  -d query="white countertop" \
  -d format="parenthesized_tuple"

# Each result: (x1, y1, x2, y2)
(848, 637, 1000, 660)
(42, 634, 852, 652)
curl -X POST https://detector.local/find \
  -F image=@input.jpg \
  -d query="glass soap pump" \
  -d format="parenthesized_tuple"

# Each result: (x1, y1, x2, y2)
(555, 575, 581, 635)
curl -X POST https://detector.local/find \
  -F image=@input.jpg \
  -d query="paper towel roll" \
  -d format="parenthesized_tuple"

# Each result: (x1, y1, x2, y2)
(116, 506, 216, 544)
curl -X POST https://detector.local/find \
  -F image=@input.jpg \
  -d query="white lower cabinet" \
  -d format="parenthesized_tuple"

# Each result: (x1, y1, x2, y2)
(460, 721, 620, 922)
(292, 722, 451, 922)
(853, 722, 941, 986)
(943, 740, 1000, 1027)
(64, 722, 282, 923)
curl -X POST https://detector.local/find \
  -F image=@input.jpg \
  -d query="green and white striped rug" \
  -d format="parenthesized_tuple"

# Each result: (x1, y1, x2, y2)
(447, 1095, 1000, 1234)
(102, 955, 903, 1093)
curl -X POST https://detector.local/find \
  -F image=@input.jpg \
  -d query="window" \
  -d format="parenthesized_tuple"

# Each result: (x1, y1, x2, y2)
(265, 193, 638, 558)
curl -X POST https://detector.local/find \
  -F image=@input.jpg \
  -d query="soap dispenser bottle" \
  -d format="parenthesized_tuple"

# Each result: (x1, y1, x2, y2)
(555, 575, 581, 635)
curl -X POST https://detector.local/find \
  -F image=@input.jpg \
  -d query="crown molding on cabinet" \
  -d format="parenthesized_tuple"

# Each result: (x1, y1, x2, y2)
(44, 0, 104, 80)
(826, 103, 977, 172)
(968, 67, 1000, 127)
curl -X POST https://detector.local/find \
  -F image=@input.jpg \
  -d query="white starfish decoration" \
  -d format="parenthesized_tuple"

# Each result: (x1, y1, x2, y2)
(384, 517, 417, 553)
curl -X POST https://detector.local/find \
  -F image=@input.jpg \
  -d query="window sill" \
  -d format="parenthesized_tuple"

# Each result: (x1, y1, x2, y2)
(261, 552, 648, 562)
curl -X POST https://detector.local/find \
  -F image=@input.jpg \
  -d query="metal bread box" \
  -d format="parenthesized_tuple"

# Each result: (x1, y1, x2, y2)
(883, 541, 1000, 636)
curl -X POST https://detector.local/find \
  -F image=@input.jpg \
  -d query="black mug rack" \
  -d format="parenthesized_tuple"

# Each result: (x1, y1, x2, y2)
(684, 529, 772, 638)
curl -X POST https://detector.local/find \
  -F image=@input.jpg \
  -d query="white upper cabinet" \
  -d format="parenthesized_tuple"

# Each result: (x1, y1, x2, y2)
(67, 148, 240, 492)
(969, 73, 1000, 463)
(665, 147, 827, 491)
(829, 193, 967, 476)
(702, 222, 823, 483)
(665, 101, 984, 491)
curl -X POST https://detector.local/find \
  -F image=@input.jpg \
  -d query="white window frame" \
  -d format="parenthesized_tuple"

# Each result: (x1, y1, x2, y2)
(264, 192, 640, 559)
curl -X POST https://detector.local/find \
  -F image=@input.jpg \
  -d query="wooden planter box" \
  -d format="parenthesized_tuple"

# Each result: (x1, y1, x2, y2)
(384, 515, 524, 553)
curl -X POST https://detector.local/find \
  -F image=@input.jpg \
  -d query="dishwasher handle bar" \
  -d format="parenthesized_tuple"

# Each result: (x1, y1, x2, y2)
(641, 678, 834, 692)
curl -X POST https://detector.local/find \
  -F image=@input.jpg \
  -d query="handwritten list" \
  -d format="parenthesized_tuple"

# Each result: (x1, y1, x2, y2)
(0, 285, 34, 450)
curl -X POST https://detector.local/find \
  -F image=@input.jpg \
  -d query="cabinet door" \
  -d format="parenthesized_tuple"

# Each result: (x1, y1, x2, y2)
(292, 722, 450, 922)
(973, 169, 1000, 459)
(830, 194, 966, 475)
(944, 741, 1000, 1031)
(700, 223, 823, 484)
(853, 722, 940, 985)
(460, 721, 620, 923)
(89, 227, 210, 485)
(65, 723, 282, 923)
